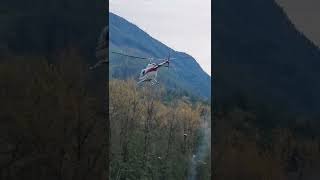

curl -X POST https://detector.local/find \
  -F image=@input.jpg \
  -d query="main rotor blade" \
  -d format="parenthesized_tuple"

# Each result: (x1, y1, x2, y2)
(112, 51, 177, 62)
(154, 57, 176, 61)
(111, 51, 149, 60)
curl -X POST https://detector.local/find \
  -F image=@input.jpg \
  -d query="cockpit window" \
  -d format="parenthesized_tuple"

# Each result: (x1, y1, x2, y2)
(141, 69, 145, 76)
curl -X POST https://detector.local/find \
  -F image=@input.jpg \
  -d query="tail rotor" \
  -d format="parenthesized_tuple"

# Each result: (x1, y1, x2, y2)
(165, 51, 176, 71)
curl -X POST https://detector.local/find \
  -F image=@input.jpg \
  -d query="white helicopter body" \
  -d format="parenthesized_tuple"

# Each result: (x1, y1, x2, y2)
(138, 61, 169, 85)
(90, 51, 173, 85)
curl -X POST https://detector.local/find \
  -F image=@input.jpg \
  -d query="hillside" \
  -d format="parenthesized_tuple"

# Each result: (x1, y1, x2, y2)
(213, 0, 320, 116)
(109, 12, 211, 99)
(213, 1, 320, 179)
(109, 79, 211, 180)
(0, 0, 105, 61)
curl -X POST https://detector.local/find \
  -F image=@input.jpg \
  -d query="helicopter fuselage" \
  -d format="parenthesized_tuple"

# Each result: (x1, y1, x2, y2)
(138, 60, 170, 84)
(139, 63, 159, 82)
(110, 51, 171, 85)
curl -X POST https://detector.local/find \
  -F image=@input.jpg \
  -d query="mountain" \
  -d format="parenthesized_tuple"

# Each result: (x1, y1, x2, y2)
(213, 0, 320, 116)
(109, 12, 211, 99)
(0, 0, 105, 60)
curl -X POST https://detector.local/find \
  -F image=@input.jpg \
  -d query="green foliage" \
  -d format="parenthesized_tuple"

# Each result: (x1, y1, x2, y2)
(0, 53, 106, 179)
(109, 80, 211, 180)
(213, 106, 320, 180)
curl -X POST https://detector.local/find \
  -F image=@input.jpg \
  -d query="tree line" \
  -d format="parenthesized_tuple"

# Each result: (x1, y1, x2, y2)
(109, 79, 211, 180)
(0, 52, 107, 180)
(213, 105, 320, 180)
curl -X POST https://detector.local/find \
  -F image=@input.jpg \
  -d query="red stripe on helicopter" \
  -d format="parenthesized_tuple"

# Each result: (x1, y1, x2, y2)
(145, 67, 158, 73)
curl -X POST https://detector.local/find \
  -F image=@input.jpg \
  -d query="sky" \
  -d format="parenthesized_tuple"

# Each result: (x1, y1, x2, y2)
(109, 0, 211, 76)
(276, 0, 320, 47)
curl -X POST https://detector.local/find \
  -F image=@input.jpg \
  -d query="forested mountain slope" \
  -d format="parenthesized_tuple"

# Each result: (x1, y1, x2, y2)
(213, 0, 320, 116)
(0, 0, 105, 61)
(109, 12, 211, 99)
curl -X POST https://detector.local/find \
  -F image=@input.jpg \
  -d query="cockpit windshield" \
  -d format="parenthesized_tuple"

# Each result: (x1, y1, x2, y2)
(140, 69, 145, 77)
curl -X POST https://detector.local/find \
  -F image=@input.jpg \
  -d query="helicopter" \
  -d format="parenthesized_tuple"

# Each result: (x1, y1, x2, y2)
(111, 51, 176, 85)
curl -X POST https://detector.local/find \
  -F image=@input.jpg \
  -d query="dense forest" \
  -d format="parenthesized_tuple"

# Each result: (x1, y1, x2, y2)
(213, 105, 320, 180)
(0, 0, 108, 178)
(109, 80, 211, 180)
(0, 52, 107, 180)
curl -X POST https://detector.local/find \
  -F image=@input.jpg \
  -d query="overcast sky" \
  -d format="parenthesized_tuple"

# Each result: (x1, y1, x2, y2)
(110, 0, 211, 76)
(276, 0, 320, 47)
